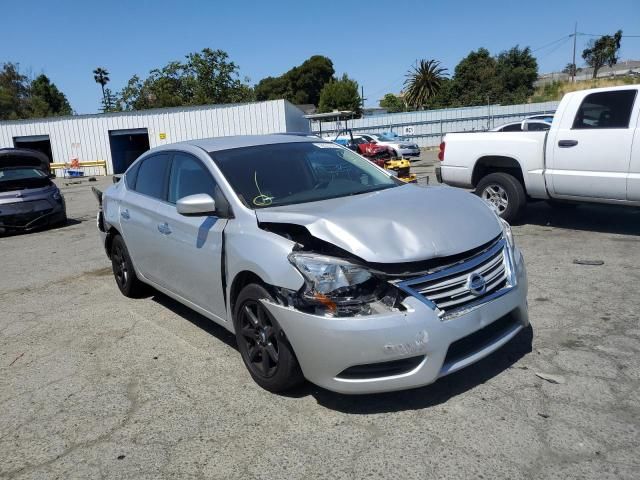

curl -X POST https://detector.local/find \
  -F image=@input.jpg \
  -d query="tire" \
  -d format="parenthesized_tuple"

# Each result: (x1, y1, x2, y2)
(110, 234, 147, 298)
(233, 283, 304, 393)
(475, 172, 526, 223)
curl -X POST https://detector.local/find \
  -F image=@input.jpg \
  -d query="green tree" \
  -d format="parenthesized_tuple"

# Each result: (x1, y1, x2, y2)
(582, 30, 623, 78)
(451, 48, 499, 107)
(379, 93, 406, 113)
(562, 63, 577, 76)
(0, 63, 72, 120)
(117, 48, 253, 111)
(424, 77, 456, 109)
(255, 55, 334, 106)
(495, 46, 538, 104)
(93, 67, 110, 108)
(29, 74, 72, 117)
(318, 74, 362, 115)
(0, 62, 29, 120)
(403, 59, 448, 109)
(100, 88, 120, 113)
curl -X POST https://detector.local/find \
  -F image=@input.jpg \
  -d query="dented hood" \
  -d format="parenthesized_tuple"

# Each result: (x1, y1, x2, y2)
(255, 184, 502, 263)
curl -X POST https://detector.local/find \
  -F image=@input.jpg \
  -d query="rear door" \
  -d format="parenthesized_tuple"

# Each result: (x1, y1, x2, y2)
(547, 89, 638, 200)
(119, 153, 173, 285)
(158, 152, 228, 320)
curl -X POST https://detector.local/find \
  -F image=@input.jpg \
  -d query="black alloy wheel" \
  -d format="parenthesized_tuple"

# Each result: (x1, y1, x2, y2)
(237, 300, 280, 378)
(233, 283, 303, 392)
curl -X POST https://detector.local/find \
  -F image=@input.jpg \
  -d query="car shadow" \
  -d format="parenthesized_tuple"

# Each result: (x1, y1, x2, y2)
(285, 325, 533, 414)
(151, 291, 237, 350)
(518, 201, 640, 236)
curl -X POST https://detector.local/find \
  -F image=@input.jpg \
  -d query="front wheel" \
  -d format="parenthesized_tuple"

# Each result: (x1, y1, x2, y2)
(233, 283, 303, 393)
(476, 172, 526, 223)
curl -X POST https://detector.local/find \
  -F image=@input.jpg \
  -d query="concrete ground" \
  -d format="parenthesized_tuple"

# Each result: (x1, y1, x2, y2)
(1, 167, 639, 479)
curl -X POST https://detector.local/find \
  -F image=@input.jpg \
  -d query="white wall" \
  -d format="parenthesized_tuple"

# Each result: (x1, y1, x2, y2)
(0, 100, 308, 174)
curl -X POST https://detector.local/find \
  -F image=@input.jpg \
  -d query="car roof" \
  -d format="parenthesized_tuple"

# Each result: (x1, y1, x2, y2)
(169, 134, 323, 153)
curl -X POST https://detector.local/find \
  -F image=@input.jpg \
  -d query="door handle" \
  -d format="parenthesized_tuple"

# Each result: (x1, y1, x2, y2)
(157, 222, 172, 235)
(120, 209, 130, 220)
(558, 140, 578, 148)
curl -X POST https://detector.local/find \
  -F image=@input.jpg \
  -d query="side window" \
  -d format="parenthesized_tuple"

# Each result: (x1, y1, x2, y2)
(124, 161, 141, 189)
(527, 122, 550, 131)
(134, 154, 171, 200)
(572, 90, 637, 129)
(168, 153, 216, 204)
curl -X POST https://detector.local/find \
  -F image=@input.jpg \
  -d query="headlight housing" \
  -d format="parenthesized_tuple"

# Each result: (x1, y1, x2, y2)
(288, 252, 399, 316)
(499, 217, 515, 249)
(52, 189, 63, 202)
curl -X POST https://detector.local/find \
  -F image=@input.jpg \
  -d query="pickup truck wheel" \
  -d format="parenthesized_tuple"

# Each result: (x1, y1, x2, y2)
(111, 234, 147, 298)
(233, 283, 304, 393)
(476, 172, 525, 223)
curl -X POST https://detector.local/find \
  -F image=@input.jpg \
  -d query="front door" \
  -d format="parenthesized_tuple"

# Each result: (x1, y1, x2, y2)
(547, 89, 638, 200)
(158, 152, 228, 321)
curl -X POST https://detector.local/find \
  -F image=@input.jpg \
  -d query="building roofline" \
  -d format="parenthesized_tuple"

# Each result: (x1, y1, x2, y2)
(0, 99, 291, 126)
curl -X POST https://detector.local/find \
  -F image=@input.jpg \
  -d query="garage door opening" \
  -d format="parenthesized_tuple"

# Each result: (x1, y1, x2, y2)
(13, 135, 53, 164)
(109, 128, 150, 174)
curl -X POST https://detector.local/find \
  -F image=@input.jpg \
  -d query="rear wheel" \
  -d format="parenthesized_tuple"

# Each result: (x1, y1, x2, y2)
(233, 283, 303, 392)
(111, 235, 147, 298)
(476, 172, 526, 223)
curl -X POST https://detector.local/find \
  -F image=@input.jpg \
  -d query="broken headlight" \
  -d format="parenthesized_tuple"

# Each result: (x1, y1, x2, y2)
(288, 252, 399, 316)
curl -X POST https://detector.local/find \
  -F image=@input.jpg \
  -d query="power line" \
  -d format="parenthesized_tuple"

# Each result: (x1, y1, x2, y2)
(537, 36, 572, 60)
(532, 35, 572, 53)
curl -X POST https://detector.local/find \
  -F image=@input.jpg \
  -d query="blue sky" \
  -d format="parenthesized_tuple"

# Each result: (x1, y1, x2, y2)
(2, 0, 639, 114)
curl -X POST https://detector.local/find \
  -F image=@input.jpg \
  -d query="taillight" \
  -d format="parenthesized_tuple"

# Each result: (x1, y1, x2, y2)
(438, 141, 445, 161)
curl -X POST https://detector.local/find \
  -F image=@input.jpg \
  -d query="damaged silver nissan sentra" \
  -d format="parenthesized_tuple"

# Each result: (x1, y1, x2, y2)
(95, 134, 528, 394)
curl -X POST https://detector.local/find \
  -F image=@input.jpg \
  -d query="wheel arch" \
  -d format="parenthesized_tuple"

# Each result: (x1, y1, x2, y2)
(472, 156, 525, 189)
(229, 271, 269, 321)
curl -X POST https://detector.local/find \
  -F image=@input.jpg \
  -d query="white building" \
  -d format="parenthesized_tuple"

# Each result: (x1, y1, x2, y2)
(0, 100, 309, 175)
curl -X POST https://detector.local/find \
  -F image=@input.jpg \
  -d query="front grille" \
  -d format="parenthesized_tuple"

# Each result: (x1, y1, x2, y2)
(397, 238, 512, 317)
(337, 355, 425, 380)
(443, 313, 519, 366)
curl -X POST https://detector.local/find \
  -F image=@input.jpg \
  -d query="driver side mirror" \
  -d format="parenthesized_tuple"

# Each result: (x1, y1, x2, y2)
(176, 193, 216, 217)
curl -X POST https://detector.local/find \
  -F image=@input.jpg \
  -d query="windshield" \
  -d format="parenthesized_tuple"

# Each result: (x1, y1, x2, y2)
(377, 133, 404, 141)
(0, 167, 50, 192)
(211, 142, 399, 209)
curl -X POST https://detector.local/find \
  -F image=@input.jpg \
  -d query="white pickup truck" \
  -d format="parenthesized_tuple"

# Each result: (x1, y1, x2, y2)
(436, 85, 640, 222)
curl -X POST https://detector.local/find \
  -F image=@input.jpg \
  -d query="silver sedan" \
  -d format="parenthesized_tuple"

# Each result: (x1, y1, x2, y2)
(97, 135, 528, 394)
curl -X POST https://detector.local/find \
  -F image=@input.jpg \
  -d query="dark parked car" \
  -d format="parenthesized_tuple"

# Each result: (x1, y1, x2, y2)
(0, 148, 67, 233)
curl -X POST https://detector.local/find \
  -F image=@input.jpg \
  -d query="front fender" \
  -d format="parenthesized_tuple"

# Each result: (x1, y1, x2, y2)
(224, 222, 305, 311)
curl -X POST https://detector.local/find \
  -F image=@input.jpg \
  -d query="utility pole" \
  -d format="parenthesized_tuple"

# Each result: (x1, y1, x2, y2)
(361, 86, 366, 113)
(571, 22, 577, 82)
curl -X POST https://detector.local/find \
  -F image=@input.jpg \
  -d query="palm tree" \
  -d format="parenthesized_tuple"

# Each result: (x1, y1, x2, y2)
(403, 59, 448, 109)
(93, 67, 110, 108)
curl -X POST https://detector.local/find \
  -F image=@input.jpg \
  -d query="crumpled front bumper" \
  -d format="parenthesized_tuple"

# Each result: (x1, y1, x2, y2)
(262, 248, 528, 394)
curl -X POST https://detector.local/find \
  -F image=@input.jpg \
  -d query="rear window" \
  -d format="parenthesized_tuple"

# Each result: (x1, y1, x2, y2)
(572, 90, 637, 129)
